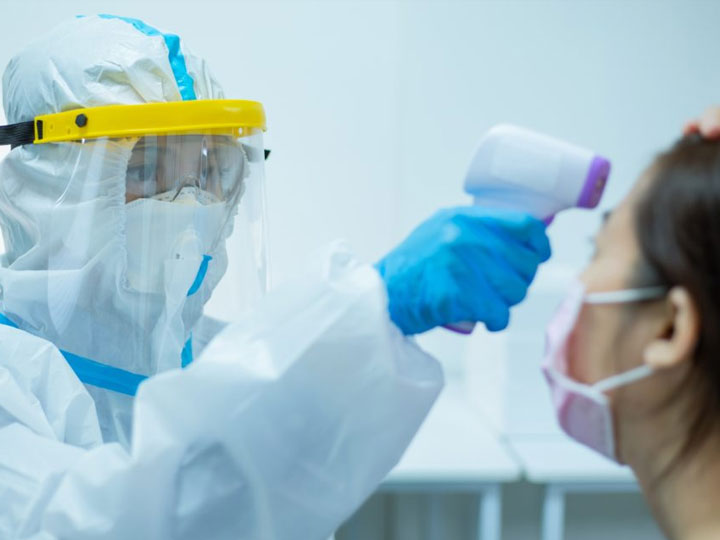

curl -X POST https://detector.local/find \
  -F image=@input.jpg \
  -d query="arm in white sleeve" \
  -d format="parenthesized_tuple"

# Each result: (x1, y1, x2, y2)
(6, 244, 443, 540)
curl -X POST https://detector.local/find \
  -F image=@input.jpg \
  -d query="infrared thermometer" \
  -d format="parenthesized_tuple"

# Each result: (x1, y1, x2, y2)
(446, 124, 611, 334)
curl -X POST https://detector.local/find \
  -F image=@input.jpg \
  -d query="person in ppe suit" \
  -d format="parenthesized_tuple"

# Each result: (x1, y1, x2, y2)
(0, 15, 551, 540)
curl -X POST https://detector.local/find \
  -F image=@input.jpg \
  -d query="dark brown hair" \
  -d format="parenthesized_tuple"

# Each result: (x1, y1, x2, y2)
(633, 133, 720, 466)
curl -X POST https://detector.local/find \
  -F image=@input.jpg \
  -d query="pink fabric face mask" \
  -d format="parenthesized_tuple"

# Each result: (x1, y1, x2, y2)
(541, 280, 666, 462)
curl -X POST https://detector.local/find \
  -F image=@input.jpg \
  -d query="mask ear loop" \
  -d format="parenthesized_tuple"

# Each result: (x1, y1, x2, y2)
(594, 364, 655, 393)
(583, 286, 667, 393)
(585, 286, 667, 304)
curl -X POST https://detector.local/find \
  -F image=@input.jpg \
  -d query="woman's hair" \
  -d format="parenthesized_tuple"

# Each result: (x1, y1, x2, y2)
(633, 133, 720, 466)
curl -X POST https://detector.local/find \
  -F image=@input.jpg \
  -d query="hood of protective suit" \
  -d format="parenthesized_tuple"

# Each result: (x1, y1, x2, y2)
(0, 15, 231, 381)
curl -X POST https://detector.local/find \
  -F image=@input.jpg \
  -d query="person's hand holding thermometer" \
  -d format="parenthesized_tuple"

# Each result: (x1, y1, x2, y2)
(445, 125, 610, 334)
(377, 125, 609, 336)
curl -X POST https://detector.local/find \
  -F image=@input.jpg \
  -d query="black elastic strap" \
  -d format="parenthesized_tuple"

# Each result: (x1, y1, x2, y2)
(0, 121, 269, 157)
(0, 121, 35, 149)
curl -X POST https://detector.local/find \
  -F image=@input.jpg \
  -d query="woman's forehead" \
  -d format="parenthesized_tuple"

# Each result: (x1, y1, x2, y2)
(600, 168, 657, 236)
(603, 201, 632, 240)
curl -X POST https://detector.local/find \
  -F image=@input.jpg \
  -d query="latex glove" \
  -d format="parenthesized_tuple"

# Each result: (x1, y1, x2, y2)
(376, 206, 551, 335)
(683, 106, 720, 139)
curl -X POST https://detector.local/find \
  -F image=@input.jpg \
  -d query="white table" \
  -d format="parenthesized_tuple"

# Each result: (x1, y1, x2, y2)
(509, 434, 639, 540)
(380, 382, 521, 540)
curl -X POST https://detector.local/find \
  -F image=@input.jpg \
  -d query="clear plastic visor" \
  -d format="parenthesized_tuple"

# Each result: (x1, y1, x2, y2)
(0, 127, 268, 379)
(120, 128, 269, 322)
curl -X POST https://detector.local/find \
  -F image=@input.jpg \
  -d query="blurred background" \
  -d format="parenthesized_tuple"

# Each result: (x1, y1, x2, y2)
(2, 1, 720, 538)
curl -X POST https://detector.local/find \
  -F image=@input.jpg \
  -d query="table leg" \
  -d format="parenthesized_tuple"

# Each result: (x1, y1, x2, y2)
(478, 484, 501, 540)
(542, 485, 565, 540)
(428, 494, 443, 540)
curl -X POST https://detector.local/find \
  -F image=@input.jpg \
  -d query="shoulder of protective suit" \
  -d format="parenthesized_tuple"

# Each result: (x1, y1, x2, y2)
(2, 14, 225, 124)
(0, 324, 102, 447)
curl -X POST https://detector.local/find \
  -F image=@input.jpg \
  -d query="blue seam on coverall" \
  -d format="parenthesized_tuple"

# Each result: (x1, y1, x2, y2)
(0, 312, 148, 396)
(0, 250, 210, 395)
(36, 15, 208, 391)
(96, 14, 197, 101)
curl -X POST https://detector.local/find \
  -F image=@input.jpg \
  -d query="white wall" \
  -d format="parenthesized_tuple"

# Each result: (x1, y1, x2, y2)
(2, 1, 719, 538)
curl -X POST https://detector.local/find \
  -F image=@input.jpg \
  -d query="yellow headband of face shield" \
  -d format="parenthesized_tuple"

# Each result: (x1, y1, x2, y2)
(0, 99, 267, 147)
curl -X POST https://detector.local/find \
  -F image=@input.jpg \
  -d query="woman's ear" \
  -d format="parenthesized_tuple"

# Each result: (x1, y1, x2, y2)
(643, 287, 700, 369)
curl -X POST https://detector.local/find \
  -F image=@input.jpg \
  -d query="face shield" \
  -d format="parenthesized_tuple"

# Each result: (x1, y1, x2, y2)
(121, 131, 266, 299)
(0, 100, 268, 394)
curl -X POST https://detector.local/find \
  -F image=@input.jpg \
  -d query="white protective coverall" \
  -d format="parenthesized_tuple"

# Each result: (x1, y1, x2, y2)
(0, 15, 443, 540)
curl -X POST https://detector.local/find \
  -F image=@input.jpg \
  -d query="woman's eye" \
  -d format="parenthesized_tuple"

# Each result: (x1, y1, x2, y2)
(126, 164, 157, 196)
(126, 164, 143, 181)
(587, 235, 600, 260)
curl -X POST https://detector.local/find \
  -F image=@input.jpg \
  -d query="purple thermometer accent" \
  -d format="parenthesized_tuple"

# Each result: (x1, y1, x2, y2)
(577, 156, 611, 209)
(444, 321, 476, 334)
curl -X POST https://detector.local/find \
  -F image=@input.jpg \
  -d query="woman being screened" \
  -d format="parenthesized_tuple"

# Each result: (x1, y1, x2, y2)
(543, 106, 720, 540)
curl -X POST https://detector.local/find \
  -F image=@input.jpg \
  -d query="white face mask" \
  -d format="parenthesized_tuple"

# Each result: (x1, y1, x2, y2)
(124, 187, 229, 296)
(542, 279, 666, 462)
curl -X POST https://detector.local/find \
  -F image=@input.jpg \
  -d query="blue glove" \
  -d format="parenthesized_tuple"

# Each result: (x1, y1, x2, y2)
(376, 207, 551, 335)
